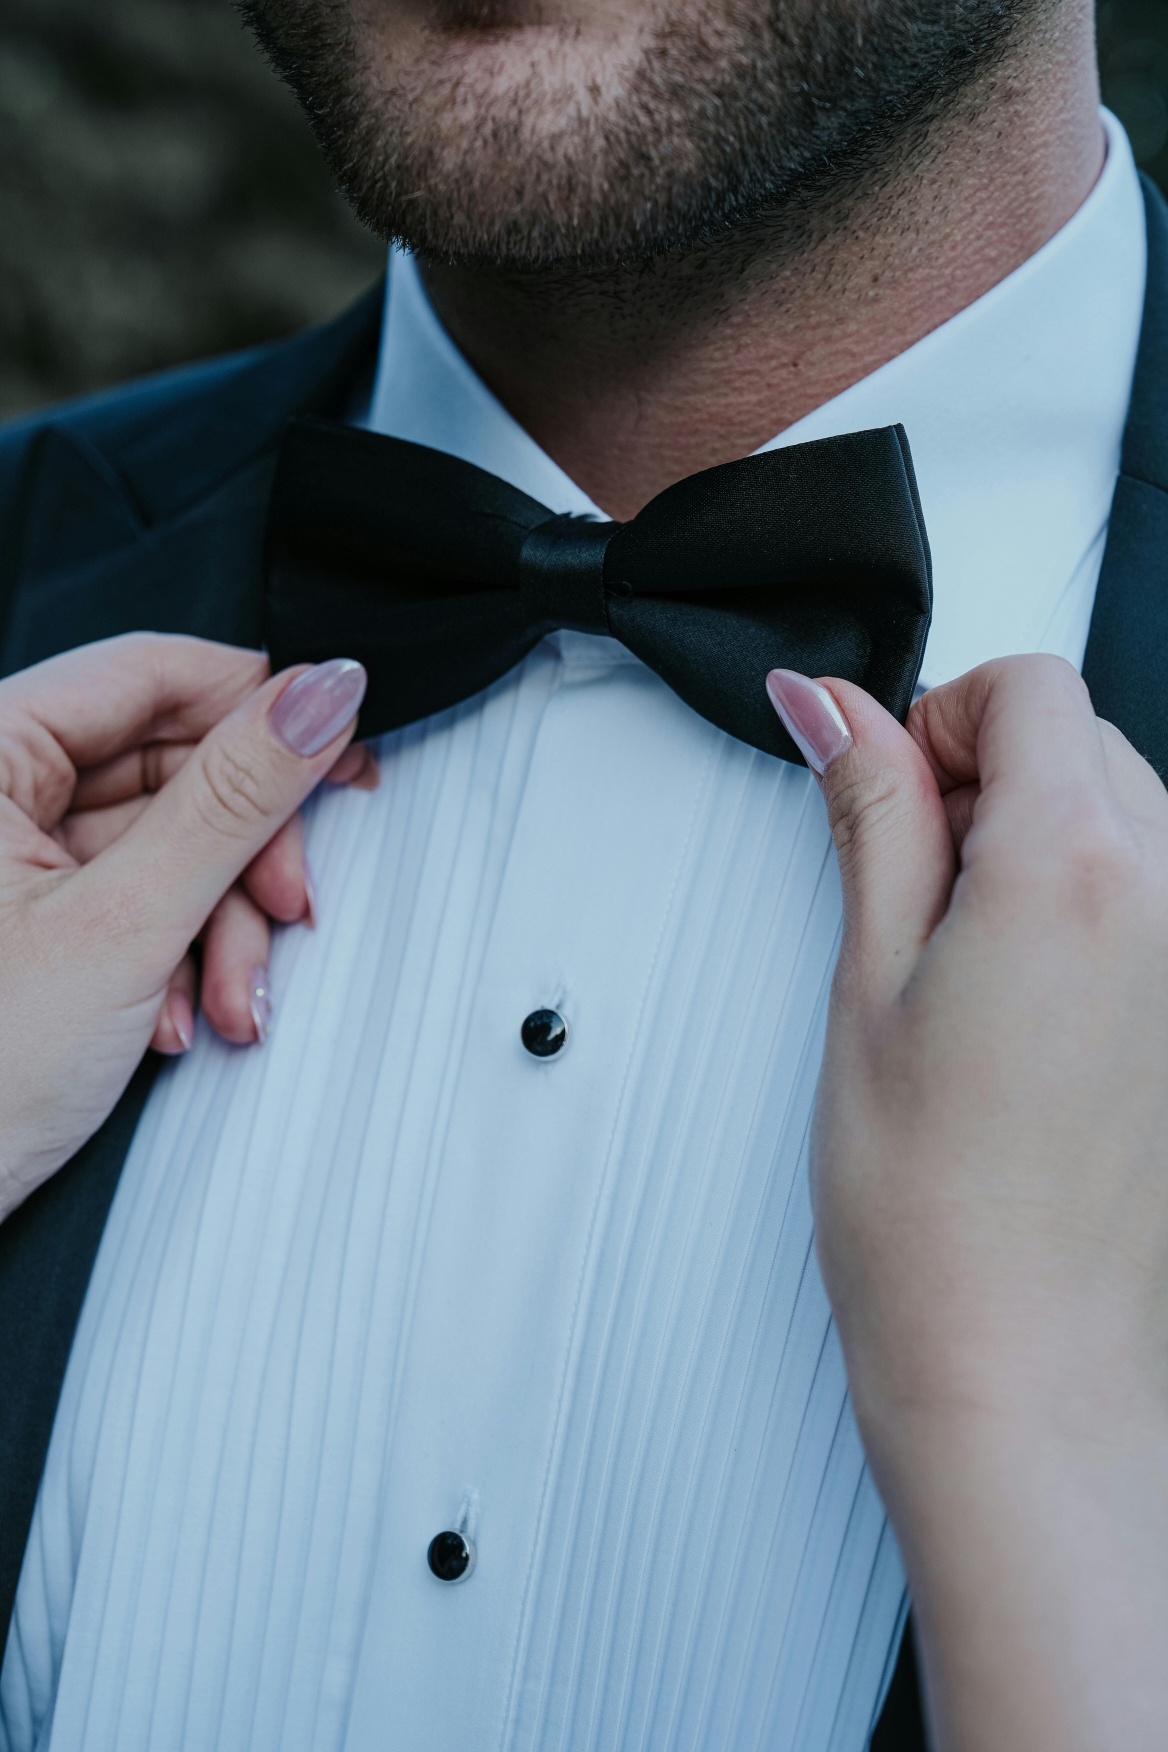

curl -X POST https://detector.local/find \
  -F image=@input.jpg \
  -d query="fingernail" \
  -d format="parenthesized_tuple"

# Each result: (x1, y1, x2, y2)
(250, 965, 273, 1043)
(270, 659, 367, 758)
(765, 670, 852, 775)
(169, 991, 194, 1053)
(303, 857, 317, 930)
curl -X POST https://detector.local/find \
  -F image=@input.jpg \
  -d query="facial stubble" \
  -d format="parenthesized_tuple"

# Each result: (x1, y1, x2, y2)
(240, 0, 1042, 270)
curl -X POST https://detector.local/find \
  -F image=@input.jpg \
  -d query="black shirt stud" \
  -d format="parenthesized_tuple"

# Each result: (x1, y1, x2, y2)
(428, 1529, 476, 1582)
(521, 1008, 567, 1057)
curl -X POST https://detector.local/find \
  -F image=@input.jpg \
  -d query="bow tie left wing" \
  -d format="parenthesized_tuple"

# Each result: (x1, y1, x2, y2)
(264, 417, 557, 736)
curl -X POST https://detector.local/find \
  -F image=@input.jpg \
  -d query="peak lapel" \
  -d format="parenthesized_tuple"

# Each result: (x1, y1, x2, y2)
(3, 429, 271, 673)
(1082, 176, 1168, 780)
(0, 278, 383, 675)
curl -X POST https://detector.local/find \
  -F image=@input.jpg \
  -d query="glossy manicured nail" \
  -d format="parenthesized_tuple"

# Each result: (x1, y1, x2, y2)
(250, 966, 273, 1043)
(765, 670, 852, 775)
(271, 659, 367, 757)
(303, 857, 317, 929)
(169, 990, 194, 1053)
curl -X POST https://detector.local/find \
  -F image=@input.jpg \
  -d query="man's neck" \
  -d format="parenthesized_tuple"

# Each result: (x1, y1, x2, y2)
(419, 2, 1103, 521)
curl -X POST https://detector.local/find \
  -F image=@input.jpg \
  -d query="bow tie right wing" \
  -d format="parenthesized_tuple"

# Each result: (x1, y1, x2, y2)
(604, 425, 933, 762)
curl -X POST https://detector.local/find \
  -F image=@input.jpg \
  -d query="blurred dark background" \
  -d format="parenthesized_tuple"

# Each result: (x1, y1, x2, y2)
(0, 0, 1164, 420)
(0, 0, 383, 419)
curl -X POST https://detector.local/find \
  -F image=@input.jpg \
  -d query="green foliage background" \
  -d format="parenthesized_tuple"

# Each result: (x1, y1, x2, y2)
(0, 1, 1163, 419)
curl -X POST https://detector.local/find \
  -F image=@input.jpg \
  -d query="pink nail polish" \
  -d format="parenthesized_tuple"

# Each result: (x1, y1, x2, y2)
(765, 670, 852, 775)
(250, 966, 273, 1043)
(270, 659, 367, 758)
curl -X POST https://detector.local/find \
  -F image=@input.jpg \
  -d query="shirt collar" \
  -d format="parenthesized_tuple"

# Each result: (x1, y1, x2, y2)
(366, 109, 1146, 689)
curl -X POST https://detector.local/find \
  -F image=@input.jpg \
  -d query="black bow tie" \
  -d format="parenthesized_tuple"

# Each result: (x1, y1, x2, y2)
(262, 416, 932, 765)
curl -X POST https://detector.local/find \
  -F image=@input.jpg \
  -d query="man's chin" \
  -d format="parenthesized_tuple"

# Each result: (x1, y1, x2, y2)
(332, 15, 722, 265)
(244, 0, 1036, 270)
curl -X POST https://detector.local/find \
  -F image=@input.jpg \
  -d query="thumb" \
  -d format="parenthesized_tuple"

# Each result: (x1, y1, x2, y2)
(766, 670, 955, 1006)
(81, 658, 367, 957)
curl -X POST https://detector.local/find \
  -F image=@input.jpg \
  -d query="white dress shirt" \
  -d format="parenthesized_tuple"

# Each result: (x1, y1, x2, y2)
(0, 109, 1146, 1752)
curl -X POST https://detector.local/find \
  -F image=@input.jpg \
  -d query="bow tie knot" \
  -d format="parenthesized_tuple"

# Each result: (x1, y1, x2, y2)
(518, 515, 613, 635)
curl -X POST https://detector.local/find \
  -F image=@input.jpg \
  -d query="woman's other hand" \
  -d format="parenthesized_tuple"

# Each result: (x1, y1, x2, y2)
(768, 656, 1168, 1752)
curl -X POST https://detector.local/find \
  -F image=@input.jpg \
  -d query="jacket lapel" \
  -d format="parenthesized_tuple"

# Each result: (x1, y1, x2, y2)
(0, 280, 383, 674)
(4, 429, 272, 669)
(1082, 174, 1168, 777)
(0, 1061, 161, 1651)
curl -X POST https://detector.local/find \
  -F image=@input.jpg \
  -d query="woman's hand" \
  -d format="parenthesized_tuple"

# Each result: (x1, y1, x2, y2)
(45, 641, 377, 1056)
(0, 633, 368, 1224)
(767, 657, 1168, 1751)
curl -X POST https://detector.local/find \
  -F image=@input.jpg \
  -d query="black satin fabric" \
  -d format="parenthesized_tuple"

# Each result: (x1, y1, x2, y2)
(263, 417, 933, 765)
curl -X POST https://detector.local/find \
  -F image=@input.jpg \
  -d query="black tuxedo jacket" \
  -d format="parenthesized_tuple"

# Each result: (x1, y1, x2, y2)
(3, 181, 1168, 1751)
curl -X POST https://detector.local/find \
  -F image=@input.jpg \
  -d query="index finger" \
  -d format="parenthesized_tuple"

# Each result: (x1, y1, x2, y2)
(0, 633, 271, 771)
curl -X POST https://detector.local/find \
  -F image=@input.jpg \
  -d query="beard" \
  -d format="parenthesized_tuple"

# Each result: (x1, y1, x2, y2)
(239, 0, 1040, 269)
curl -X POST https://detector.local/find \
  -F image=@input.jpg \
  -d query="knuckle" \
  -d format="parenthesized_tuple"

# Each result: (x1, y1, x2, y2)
(1023, 651, 1083, 687)
(194, 741, 271, 834)
(997, 650, 1088, 702)
(0, 723, 72, 819)
(826, 770, 901, 869)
